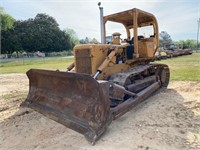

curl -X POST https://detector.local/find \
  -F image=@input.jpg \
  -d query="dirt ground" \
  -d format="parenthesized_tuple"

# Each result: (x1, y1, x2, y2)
(0, 74, 200, 150)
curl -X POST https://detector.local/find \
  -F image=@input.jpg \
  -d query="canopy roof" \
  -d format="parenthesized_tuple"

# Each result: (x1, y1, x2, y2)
(103, 8, 159, 57)
(104, 8, 157, 28)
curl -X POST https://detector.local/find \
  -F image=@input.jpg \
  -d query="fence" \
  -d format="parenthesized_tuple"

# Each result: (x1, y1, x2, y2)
(0, 51, 74, 65)
(0, 50, 73, 58)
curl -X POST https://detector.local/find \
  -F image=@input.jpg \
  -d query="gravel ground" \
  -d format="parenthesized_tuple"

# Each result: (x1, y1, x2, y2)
(0, 74, 200, 150)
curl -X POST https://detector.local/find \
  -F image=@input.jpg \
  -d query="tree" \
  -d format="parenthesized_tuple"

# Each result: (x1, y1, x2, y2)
(90, 38, 99, 44)
(184, 39, 196, 48)
(84, 37, 90, 44)
(159, 31, 172, 48)
(1, 7, 17, 54)
(1, 13, 73, 53)
(79, 39, 86, 44)
(0, 7, 15, 31)
(79, 37, 99, 44)
(64, 28, 79, 47)
(173, 39, 197, 49)
(1, 28, 22, 54)
(20, 13, 68, 52)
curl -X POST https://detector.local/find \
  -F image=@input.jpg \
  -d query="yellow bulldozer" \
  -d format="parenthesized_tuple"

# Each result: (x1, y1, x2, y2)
(23, 7, 170, 144)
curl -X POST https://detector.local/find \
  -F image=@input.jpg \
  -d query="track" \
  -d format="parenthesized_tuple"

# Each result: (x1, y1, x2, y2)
(110, 64, 169, 87)
(109, 64, 170, 107)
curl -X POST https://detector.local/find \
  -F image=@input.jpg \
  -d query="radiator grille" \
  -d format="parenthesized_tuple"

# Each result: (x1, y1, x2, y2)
(75, 49, 92, 74)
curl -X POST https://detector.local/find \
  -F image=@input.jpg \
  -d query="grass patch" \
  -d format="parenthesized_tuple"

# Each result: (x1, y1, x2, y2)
(0, 57, 74, 74)
(155, 53, 200, 81)
(1, 92, 27, 101)
(0, 53, 199, 81)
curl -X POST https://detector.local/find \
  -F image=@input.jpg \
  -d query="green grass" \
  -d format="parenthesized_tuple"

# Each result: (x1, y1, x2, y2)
(1, 92, 27, 101)
(0, 57, 74, 74)
(0, 53, 199, 81)
(155, 53, 200, 81)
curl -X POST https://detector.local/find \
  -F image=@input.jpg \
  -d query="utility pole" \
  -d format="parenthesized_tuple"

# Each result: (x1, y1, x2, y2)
(197, 18, 200, 52)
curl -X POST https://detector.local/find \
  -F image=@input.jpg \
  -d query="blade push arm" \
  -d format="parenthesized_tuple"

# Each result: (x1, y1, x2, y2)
(94, 49, 117, 79)
(66, 62, 75, 72)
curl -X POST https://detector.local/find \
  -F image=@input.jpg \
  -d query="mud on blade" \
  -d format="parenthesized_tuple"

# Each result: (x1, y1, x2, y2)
(23, 69, 111, 144)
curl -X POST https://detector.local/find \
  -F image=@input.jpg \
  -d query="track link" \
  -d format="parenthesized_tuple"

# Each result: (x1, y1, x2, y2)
(109, 64, 170, 107)
(109, 64, 170, 89)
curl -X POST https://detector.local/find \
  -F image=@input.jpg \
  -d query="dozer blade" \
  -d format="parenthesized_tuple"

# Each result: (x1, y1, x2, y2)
(22, 69, 111, 144)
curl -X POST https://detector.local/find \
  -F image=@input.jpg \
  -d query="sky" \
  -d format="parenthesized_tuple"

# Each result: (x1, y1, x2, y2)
(1, 0, 200, 41)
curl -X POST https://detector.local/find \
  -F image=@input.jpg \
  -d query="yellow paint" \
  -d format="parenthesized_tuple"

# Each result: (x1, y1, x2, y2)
(71, 8, 160, 80)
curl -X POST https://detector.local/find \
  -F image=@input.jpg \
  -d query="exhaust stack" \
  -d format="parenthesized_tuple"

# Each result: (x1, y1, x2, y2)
(98, 2, 105, 44)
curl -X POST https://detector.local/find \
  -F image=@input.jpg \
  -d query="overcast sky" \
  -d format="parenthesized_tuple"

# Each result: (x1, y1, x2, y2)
(1, 0, 200, 41)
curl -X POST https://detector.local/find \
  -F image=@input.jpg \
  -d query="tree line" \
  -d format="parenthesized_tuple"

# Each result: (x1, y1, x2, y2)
(1, 7, 198, 55)
(159, 31, 198, 49)
(1, 7, 79, 54)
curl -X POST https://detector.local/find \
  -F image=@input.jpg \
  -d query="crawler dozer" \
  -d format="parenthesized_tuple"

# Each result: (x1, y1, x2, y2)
(23, 8, 170, 144)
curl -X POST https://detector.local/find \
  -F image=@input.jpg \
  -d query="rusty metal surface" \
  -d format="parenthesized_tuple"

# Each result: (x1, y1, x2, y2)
(126, 75, 157, 92)
(23, 64, 170, 145)
(109, 64, 153, 86)
(23, 69, 111, 144)
(109, 83, 136, 101)
(109, 64, 169, 87)
(109, 83, 126, 100)
(75, 49, 92, 74)
(111, 81, 161, 119)
(110, 64, 170, 119)
(157, 65, 170, 87)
